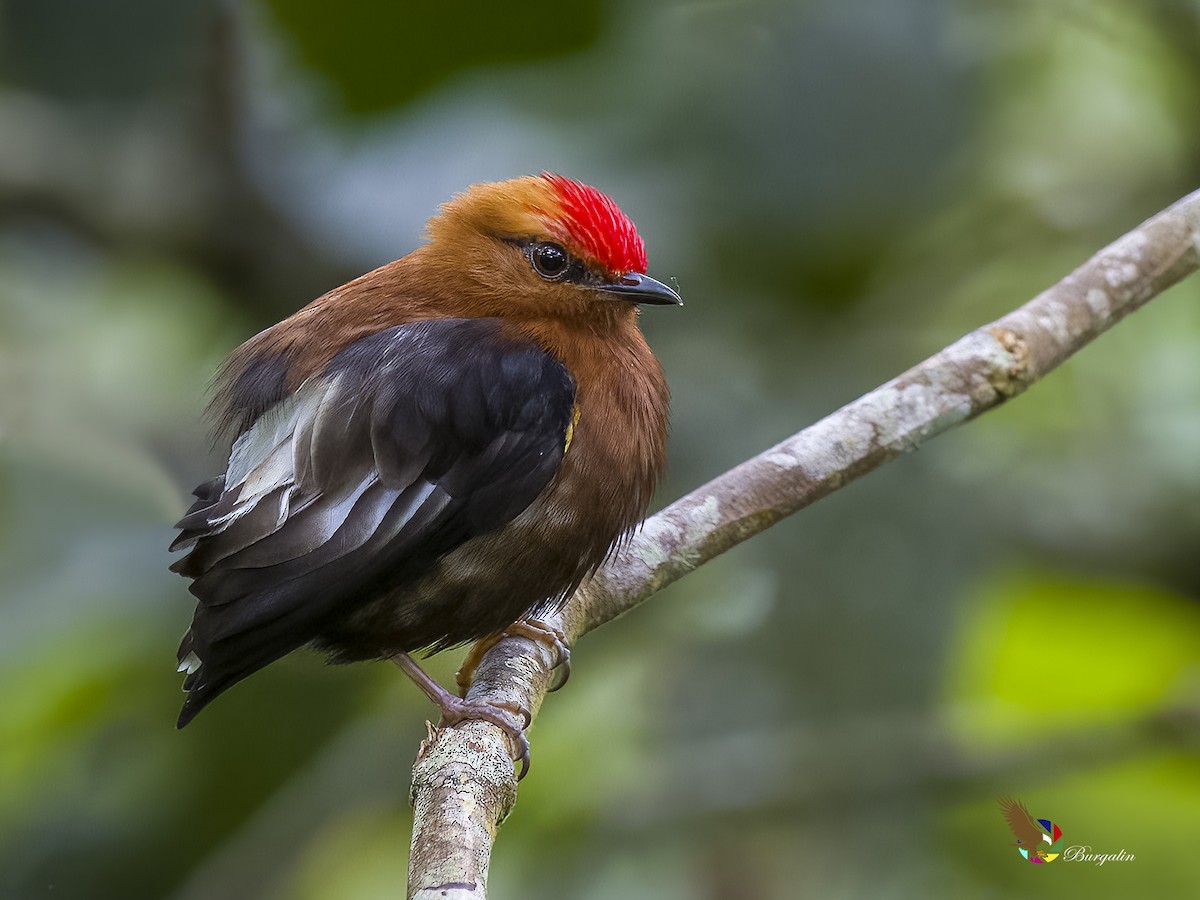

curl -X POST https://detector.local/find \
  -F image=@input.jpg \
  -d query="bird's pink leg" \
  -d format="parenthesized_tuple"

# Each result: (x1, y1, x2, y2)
(392, 652, 531, 779)
(455, 617, 572, 697)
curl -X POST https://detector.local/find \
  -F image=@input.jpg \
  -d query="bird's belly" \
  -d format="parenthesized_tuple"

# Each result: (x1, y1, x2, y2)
(318, 488, 606, 659)
(316, 419, 651, 662)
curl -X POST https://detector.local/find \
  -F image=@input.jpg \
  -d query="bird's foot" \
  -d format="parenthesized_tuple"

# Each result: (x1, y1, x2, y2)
(509, 618, 572, 692)
(455, 617, 572, 697)
(436, 693, 532, 780)
(394, 652, 532, 779)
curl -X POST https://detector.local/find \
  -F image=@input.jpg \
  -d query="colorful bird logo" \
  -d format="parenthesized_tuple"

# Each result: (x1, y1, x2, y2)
(998, 797, 1064, 863)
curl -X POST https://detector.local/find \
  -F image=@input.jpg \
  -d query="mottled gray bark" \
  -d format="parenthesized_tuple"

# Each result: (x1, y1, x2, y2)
(406, 189, 1200, 899)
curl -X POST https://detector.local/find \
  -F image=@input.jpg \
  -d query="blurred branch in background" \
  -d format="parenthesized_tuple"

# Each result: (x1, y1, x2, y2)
(0, 4, 345, 321)
(407, 190, 1200, 899)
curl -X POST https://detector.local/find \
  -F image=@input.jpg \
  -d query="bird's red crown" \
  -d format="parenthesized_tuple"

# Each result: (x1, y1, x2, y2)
(540, 173, 648, 275)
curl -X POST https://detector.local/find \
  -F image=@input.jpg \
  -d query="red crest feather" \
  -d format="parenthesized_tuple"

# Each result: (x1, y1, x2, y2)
(539, 173, 647, 274)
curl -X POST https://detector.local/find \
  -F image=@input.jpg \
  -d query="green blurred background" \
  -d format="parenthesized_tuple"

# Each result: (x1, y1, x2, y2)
(2, 1, 1198, 897)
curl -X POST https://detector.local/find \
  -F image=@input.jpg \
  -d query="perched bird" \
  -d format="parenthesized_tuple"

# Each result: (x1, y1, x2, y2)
(169, 174, 679, 768)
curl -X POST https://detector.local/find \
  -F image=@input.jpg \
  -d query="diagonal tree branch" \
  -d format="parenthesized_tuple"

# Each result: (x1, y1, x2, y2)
(406, 189, 1200, 899)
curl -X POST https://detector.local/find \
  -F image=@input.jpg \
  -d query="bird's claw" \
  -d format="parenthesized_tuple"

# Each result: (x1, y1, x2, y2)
(456, 618, 572, 697)
(437, 695, 532, 780)
(394, 652, 533, 779)
(506, 618, 572, 692)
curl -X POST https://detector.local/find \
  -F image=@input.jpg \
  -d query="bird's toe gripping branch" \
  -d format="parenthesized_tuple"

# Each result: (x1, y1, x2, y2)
(394, 652, 533, 779)
(455, 617, 572, 698)
(440, 696, 532, 781)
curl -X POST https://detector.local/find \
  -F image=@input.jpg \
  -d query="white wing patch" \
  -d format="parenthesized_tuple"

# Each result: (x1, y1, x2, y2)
(189, 371, 441, 569)
(213, 377, 336, 533)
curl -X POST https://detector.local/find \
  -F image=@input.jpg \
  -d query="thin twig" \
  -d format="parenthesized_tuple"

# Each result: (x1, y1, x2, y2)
(406, 190, 1200, 899)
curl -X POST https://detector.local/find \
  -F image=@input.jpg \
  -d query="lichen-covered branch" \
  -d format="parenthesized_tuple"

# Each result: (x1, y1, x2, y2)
(406, 189, 1200, 899)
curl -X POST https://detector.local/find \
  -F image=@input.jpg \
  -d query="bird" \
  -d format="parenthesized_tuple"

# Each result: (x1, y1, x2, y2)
(998, 797, 1049, 861)
(169, 173, 680, 771)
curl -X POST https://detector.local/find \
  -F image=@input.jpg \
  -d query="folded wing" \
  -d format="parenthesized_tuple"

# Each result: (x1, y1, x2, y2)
(171, 318, 575, 726)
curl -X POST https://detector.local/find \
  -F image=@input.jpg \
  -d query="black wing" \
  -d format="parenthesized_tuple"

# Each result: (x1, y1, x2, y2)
(170, 318, 575, 726)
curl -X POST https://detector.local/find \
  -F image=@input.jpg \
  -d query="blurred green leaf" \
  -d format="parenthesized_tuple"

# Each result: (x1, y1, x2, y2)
(945, 569, 1200, 744)
(261, 0, 605, 114)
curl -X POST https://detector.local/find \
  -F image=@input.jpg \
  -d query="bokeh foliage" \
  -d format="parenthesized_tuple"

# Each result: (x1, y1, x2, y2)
(1, 0, 1198, 897)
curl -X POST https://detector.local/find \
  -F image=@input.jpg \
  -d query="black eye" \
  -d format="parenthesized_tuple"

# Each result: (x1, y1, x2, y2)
(530, 242, 569, 280)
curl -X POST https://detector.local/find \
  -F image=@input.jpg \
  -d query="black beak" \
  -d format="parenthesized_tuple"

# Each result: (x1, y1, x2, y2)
(600, 271, 683, 306)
